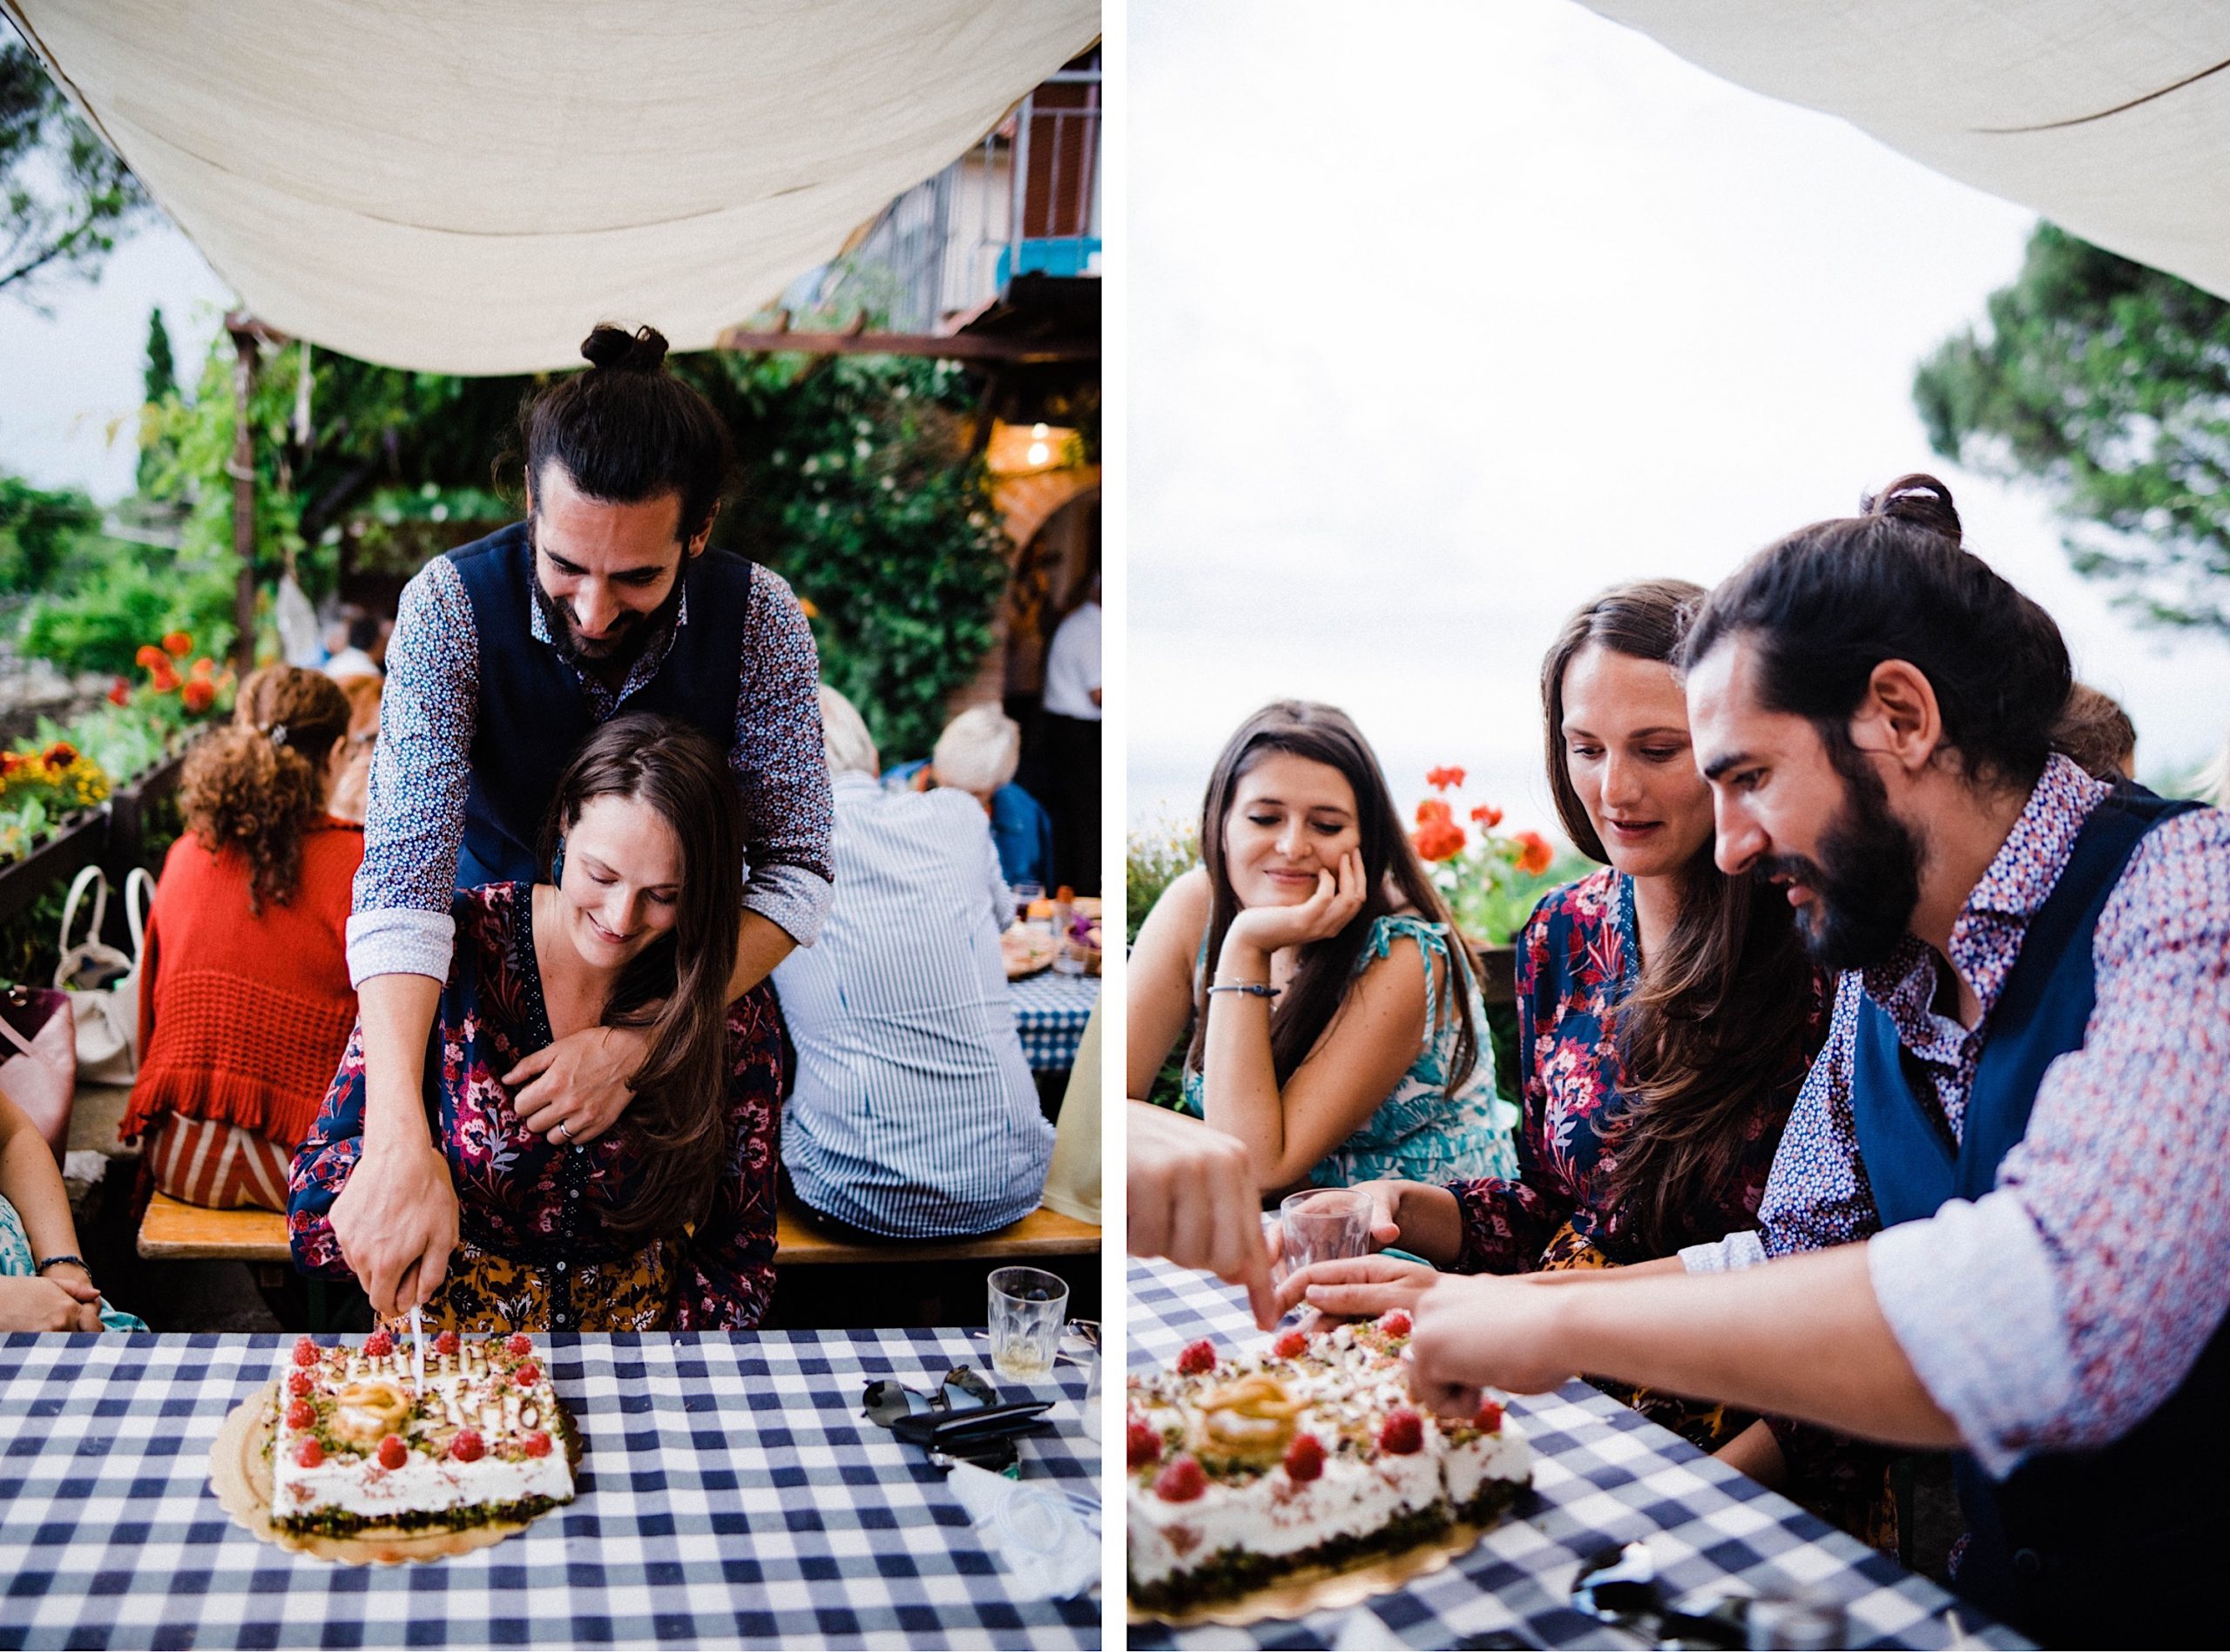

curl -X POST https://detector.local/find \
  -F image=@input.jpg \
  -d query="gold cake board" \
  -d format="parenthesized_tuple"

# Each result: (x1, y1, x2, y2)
(1128, 1514, 1504, 1630)
(209, 1380, 571, 1566)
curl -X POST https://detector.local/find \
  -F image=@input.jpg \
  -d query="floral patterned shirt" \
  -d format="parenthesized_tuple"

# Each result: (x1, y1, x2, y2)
(290, 882, 781, 1330)
(346, 547, 834, 988)
(1691, 757, 2230, 1479)
(1451, 870, 1824, 1271)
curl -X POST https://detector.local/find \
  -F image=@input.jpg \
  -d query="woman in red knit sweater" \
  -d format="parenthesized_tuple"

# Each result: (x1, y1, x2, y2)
(123, 666, 362, 1209)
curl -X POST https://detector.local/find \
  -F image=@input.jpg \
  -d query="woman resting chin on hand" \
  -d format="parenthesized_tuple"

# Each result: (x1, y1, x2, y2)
(1125, 701, 1516, 1197)
(0, 1089, 144, 1332)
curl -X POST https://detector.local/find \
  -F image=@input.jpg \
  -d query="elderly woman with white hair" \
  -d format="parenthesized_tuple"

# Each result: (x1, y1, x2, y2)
(773, 687, 1056, 1239)
(885, 704, 1056, 893)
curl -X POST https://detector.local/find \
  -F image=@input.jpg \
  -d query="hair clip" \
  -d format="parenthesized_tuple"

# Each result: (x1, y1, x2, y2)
(266, 723, 289, 747)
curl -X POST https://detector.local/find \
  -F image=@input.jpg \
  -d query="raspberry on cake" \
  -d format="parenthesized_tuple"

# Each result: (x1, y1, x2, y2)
(268, 1332, 577, 1538)
(1127, 1316, 1531, 1613)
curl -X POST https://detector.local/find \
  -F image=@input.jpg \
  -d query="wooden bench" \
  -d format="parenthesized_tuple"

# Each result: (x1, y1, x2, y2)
(138, 1191, 289, 1261)
(773, 1198, 1100, 1265)
(138, 1190, 1102, 1269)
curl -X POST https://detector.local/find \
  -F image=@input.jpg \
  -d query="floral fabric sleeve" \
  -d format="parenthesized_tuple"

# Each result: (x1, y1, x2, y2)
(1448, 893, 1583, 1272)
(671, 985, 786, 1332)
(287, 1021, 369, 1278)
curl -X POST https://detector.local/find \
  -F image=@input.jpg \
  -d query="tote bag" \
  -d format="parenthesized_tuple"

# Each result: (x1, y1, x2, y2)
(52, 865, 153, 1087)
(0, 984, 75, 1161)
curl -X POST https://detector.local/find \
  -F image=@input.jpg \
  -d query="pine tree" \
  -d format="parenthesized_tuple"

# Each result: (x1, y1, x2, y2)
(137, 303, 179, 492)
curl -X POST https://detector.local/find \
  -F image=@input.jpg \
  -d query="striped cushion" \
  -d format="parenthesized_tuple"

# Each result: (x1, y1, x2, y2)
(143, 1112, 293, 1212)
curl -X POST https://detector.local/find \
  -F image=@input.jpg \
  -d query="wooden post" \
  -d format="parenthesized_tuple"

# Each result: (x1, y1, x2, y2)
(224, 314, 260, 671)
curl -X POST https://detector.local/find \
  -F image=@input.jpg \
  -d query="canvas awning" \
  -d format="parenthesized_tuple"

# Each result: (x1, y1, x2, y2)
(3, 1, 1098, 373)
(1582, 2, 2230, 302)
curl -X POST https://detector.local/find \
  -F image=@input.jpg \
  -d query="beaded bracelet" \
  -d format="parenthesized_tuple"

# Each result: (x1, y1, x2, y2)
(1206, 981, 1281, 999)
(34, 1254, 89, 1277)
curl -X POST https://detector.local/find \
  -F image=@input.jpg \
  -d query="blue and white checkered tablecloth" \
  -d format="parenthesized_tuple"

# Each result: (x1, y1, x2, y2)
(0, 1330, 1101, 1649)
(1009, 972, 1099, 1073)
(1125, 1257, 2028, 1651)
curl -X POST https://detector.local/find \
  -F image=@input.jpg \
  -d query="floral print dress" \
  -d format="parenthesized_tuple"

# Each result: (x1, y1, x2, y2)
(1181, 912, 1518, 1187)
(1445, 870, 1895, 1548)
(289, 882, 782, 1332)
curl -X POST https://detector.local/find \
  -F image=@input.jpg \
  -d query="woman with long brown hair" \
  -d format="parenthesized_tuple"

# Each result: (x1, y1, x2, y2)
(1276, 583, 1893, 1541)
(1127, 700, 1516, 1193)
(288, 712, 781, 1331)
(124, 665, 360, 1210)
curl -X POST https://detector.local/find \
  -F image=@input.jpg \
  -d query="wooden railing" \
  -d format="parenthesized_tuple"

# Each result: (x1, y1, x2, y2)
(0, 754, 185, 944)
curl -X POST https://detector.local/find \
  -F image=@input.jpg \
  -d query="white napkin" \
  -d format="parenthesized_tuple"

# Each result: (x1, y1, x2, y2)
(945, 1463, 1099, 1600)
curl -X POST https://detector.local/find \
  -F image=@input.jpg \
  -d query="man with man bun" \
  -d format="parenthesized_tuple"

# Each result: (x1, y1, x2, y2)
(329, 323, 833, 1321)
(1297, 475, 2230, 1646)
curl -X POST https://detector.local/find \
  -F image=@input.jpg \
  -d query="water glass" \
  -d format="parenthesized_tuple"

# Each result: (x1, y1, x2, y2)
(1012, 880, 1045, 921)
(1745, 1590, 1848, 1650)
(988, 1266, 1069, 1383)
(1278, 1189, 1373, 1281)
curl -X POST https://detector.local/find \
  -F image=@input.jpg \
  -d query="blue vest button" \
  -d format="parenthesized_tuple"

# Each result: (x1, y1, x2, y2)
(2013, 1547, 2042, 1578)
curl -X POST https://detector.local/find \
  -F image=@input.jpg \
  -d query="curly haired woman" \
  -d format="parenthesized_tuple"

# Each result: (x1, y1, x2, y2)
(121, 666, 361, 1210)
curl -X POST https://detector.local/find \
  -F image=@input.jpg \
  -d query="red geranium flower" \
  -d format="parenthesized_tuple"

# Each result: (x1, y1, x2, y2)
(149, 661, 180, 693)
(135, 644, 166, 671)
(181, 678, 215, 713)
(1415, 797, 1453, 828)
(1426, 765, 1466, 792)
(1515, 830, 1553, 876)
(1412, 820, 1466, 862)
(162, 630, 192, 657)
(1470, 803, 1504, 829)
(107, 678, 132, 707)
(42, 741, 76, 769)
(190, 656, 216, 679)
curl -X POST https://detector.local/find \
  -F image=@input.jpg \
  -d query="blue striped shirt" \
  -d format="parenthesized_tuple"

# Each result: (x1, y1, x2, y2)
(773, 772, 1054, 1237)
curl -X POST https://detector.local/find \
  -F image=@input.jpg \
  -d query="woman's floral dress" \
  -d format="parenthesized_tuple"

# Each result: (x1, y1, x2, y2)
(1181, 913, 1519, 1187)
(1443, 869, 1894, 1548)
(289, 882, 781, 1332)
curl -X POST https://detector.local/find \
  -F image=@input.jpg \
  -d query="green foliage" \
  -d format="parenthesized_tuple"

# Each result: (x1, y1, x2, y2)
(17, 551, 233, 675)
(138, 305, 178, 492)
(1915, 221, 2230, 634)
(698, 354, 1010, 760)
(0, 471, 98, 592)
(1125, 813, 1199, 946)
(1, 31, 151, 303)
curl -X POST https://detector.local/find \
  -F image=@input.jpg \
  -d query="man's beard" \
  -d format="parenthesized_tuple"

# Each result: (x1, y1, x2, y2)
(530, 532, 685, 673)
(1755, 738, 1924, 973)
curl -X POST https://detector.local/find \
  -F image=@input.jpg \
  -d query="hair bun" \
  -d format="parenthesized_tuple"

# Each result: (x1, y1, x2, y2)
(579, 323, 670, 373)
(1862, 472, 1962, 545)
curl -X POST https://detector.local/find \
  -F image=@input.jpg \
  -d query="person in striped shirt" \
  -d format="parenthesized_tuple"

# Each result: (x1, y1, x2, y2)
(774, 687, 1054, 1239)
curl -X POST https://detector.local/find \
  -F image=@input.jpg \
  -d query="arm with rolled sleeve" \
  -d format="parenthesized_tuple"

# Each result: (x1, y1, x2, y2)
(729, 568, 834, 947)
(1868, 810, 2230, 1477)
(345, 559, 478, 986)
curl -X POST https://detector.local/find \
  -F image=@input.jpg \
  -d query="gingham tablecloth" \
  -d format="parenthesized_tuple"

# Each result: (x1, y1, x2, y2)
(1125, 1257, 2028, 1651)
(0, 1330, 1102, 1650)
(1009, 972, 1100, 1073)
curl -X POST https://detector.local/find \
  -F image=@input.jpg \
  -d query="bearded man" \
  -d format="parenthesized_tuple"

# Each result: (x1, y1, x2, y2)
(1294, 475, 2230, 1648)
(325, 324, 832, 1323)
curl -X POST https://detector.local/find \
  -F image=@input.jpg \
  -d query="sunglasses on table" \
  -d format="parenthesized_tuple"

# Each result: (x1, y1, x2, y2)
(861, 1366, 1054, 1474)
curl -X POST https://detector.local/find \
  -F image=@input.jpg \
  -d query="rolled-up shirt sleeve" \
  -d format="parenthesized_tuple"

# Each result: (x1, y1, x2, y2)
(1871, 810, 2230, 1477)
(347, 558, 478, 986)
(732, 569, 834, 946)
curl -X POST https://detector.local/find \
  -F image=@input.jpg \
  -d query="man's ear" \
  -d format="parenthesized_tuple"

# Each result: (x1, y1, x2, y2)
(1851, 658, 1944, 777)
(685, 499, 720, 558)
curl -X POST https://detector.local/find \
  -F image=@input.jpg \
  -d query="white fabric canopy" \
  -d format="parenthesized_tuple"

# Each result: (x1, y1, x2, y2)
(1582, 1, 2230, 302)
(4, 1, 1098, 373)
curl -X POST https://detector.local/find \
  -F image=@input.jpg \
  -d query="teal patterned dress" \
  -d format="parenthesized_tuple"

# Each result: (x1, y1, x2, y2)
(1180, 913, 1519, 1187)
(0, 1193, 145, 1332)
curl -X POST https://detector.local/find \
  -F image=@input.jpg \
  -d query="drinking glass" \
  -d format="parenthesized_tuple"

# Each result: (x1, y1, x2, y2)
(988, 1266, 1069, 1382)
(1012, 880, 1045, 923)
(1278, 1189, 1373, 1283)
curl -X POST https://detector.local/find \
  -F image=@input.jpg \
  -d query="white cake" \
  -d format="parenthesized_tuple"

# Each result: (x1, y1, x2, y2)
(1126, 1311, 1531, 1612)
(268, 1329, 576, 1536)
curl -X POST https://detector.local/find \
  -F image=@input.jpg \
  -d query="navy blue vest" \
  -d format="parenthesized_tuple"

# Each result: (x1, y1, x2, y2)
(446, 523, 754, 887)
(1849, 786, 2220, 1647)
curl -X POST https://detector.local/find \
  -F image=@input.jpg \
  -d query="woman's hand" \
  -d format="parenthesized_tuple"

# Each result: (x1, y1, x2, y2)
(38, 1259, 100, 1305)
(1222, 850, 1367, 963)
(1406, 1273, 1579, 1419)
(506, 1024, 651, 1145)
(0, 1274, 103, 1332)
(1281, 1252, 1443, 1321)
(1262, 1180, 1404, 1275)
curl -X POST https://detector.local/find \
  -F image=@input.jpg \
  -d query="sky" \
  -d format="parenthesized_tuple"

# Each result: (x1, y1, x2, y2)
(0, 217, 234, 502)
(1126, 0, 2230, 842)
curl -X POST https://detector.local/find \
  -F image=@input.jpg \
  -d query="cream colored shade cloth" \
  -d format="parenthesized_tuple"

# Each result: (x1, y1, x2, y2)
(1582, 1, 2230, 302)
(4, 1, 1098, 373)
